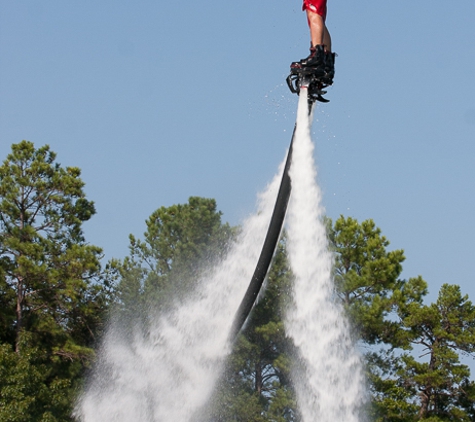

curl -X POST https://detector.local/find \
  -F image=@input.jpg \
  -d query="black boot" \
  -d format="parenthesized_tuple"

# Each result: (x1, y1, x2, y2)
(291, 44, 325, 72)
(301, 44, 325, 67)
(322, 51, 336, 84)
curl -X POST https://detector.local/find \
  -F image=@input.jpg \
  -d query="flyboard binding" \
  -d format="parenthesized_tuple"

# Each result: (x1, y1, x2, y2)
(286, 59, 334, 105)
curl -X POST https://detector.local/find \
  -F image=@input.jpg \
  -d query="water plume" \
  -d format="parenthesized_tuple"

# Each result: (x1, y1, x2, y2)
(76, 92, 365, 422)
(74, 162, 288, 421)
(285, 91, 365, 422)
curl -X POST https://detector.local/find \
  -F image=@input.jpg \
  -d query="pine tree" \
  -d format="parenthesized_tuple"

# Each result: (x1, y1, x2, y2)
(328, 216, 475, 420)
(0, 141, 109, 421)
(112, 196, 234, 324)
(396, 284, 475, 420)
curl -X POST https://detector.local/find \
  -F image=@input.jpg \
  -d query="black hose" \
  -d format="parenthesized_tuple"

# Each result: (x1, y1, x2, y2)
(228, 125, 296, 341)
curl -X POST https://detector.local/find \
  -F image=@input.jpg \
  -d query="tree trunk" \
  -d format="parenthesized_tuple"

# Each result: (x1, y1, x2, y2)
(419, 390, 429, 419)
(255, 361, 263, 395)
(15, 275, 23, 353)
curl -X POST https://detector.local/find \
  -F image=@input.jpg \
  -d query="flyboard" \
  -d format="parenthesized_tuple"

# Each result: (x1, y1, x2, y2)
(229, 57, 335, 341)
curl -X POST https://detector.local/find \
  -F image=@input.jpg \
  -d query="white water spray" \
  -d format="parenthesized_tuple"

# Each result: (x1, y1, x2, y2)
(76, 92, 365, 421)
(285, 91, 365, 421)
(75, 165, 287, 421)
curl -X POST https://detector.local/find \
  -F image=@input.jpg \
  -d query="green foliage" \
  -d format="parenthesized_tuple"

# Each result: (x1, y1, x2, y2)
(114, 196, 234, 314)
(329, 216, 475, 421)
(365, 350, 419, 421)
(328, 216, 426, 347)
(0, 341, 75, 422)
(395, 284, 475, 420)
(0, 141, 109, 421)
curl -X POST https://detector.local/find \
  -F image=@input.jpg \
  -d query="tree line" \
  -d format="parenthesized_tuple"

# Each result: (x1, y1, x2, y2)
(1, 141, 474, 421)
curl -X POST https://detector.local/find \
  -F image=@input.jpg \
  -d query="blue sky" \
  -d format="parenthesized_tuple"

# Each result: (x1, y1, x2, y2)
(1, 0, 474, 313)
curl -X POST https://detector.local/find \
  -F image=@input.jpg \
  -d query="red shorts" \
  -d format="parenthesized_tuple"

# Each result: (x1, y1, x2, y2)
(302, 0, 327, 21)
